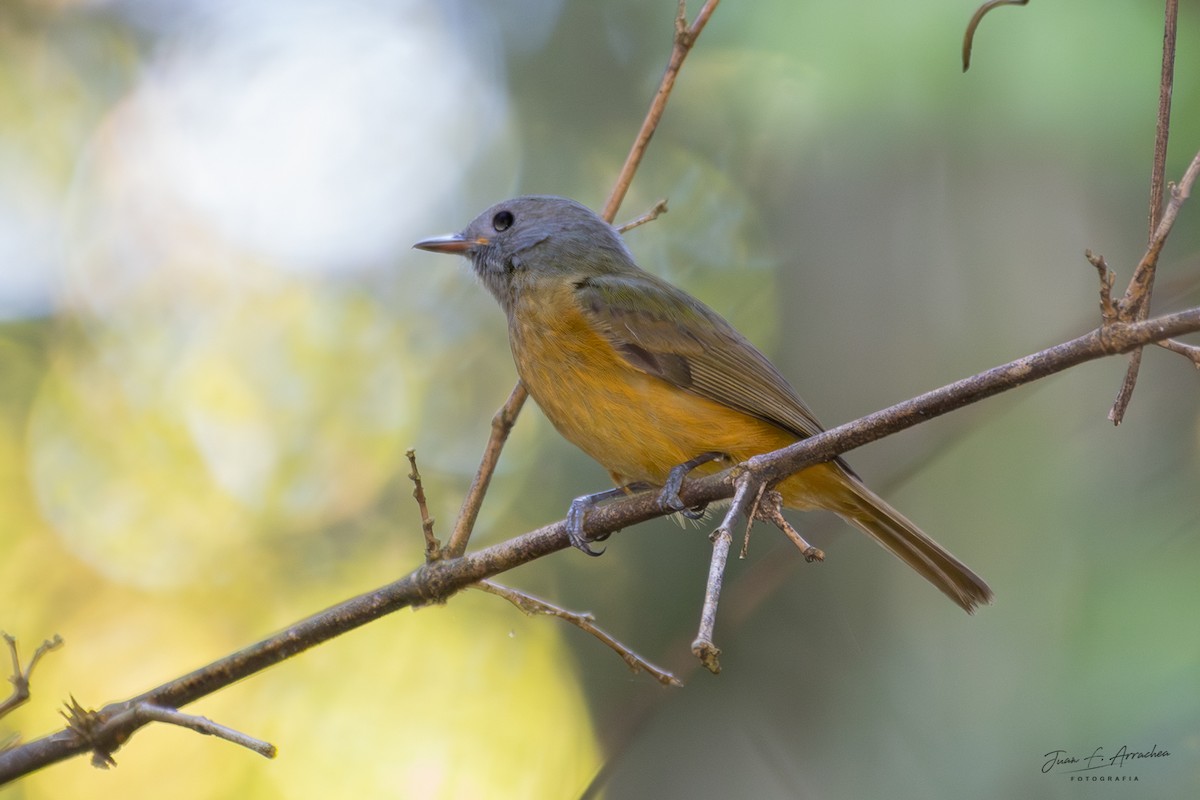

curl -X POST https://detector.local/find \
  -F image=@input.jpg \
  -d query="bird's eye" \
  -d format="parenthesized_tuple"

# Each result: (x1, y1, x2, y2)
(492, 210, 514, 232)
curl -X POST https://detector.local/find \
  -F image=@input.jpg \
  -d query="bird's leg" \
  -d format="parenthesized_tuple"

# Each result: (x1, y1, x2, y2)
(566, 481, 653, 556)
(756, 490, 825, 563)
(658, 451, 725, 519)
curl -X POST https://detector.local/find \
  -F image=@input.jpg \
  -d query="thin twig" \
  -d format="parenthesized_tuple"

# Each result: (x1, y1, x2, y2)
(1085, 250, 1119, 325)
(1109, 0, 1179, 424)
(445, 383, 527, 558)
(0, 633, 64, 721)
(1109, 349, 1146, 425)
(1155, 337, 1200, 366)
(617, 199, 669, 233)
(692, 527, 731, 675)
(738, 479, 768, 558)
(474, 581, 681, 687)
(405, 449, 440, 562)
(132, 704, 276, 759)
(1126, 150, 1200, 308)
(691, 471, 756, 674)
(961, 0, 1030, 72)
(439, 440, 677, 683)
(601, 0, 721, 223)
(61, 698, 275, 768)
(756, 491, 826, 563)
(1148, 0, 1179, 240)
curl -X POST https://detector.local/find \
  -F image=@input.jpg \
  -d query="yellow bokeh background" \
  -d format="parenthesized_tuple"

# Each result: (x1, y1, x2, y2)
(2, 1, 1199, 798)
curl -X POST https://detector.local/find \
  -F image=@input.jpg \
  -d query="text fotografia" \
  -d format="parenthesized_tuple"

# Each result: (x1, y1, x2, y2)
(1042, 744, 1170, 779)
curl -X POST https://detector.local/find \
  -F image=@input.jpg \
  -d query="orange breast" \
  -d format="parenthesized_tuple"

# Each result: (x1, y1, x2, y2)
(508, 280, 822, 495)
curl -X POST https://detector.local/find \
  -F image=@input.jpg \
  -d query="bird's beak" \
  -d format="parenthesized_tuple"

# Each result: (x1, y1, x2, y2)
(412, 233, 488, 254)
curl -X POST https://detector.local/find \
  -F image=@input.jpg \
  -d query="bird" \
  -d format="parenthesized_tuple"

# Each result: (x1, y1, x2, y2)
(414, 195, 992, 613)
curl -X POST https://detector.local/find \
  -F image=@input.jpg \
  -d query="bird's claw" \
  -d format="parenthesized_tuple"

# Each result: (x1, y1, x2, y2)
(657, 485, 708, 519)
(658, 451, 723, 519)
(567, 497, 606, 556)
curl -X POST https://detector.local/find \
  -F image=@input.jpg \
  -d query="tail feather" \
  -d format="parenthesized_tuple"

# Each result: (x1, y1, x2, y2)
(838, 477, 993, 613)
(782, 463, 994, 613)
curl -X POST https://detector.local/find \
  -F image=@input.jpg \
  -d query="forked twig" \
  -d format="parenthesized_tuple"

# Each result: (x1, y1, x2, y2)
(691, 485, 825, 675)
(0, 633, 64, 721)
(1109, 0, 1180, 424)
(1093, 243, 1200, 365)
(1090, 149, 1200, 420)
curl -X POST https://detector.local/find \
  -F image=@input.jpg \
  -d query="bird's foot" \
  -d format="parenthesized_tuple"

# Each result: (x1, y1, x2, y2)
(657, 451, 725, 519)
(566, 484, 650, 555)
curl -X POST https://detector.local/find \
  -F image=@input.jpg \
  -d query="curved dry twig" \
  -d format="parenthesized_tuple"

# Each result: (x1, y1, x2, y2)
(962, 0, 1031, 72)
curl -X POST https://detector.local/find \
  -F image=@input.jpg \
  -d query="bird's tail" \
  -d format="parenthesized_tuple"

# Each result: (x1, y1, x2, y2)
(781, 463, 993, 614)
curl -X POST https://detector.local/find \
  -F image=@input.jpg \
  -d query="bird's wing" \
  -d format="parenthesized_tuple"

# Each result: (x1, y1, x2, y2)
(573, 271, 825, 440)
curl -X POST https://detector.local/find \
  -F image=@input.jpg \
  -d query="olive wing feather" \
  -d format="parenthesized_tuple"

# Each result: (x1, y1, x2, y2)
(573, 272, 825, 440)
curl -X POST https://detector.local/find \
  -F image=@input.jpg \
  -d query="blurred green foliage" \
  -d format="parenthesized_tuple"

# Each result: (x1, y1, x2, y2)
(1, 0, 1198, 797)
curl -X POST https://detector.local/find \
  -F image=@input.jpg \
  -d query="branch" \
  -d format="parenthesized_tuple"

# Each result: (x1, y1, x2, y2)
(4, 306, 1198, 784)
(740, 309, 1200, 487)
